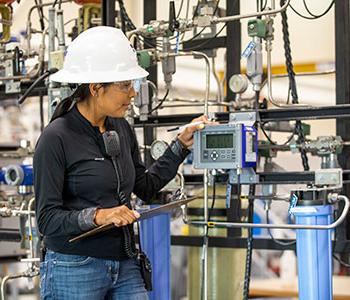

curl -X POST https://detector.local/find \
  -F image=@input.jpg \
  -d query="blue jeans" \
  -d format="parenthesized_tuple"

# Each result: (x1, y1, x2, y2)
(40, 250, 149, 300)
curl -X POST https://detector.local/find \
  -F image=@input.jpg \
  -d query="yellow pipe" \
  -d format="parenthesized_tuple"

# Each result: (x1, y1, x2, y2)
(0, 5, 12, 44)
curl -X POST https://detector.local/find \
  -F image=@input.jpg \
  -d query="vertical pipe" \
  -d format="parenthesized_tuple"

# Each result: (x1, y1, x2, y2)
(202, 169, 209, 300)
(48, 7, 57, 121)
(102, 0, 115, 27)
(48, 7, 56, 69)
(27, 198, 36, 262)
(294, 205, 333, 300)
(226, 0, 242, 238)
(56, 9, 65, 50)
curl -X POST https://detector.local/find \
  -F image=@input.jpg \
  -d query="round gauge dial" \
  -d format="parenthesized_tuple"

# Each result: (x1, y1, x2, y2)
(150, 140, 168, 160)
(229, 74, 249, 94)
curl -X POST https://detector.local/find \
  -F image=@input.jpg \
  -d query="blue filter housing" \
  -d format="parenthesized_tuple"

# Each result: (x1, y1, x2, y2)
(292, 204, 333, 300)
(140, 208, 171, 300)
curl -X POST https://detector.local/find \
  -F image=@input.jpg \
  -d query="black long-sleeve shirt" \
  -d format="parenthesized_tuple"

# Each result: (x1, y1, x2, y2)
(34, 105, 187, 260)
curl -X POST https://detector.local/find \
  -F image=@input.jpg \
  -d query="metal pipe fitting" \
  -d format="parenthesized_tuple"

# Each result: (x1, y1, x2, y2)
(211, 0, 290, 24)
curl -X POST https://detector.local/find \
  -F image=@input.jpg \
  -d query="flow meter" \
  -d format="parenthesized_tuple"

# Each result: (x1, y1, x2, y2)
(193, 124, 257, 169)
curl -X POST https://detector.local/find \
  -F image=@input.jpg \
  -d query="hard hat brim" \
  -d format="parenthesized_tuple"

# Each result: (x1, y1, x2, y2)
(50, 65, 149, 84)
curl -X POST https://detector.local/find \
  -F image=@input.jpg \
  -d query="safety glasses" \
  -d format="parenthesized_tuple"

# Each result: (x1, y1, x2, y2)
(113, 79, 142, 94)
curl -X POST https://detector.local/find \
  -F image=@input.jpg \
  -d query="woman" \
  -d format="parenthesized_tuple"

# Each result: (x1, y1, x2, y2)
(34, 26, 208, 300)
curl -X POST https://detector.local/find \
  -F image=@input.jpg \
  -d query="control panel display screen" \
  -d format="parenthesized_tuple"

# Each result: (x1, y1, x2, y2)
(206, 134, 233, 149)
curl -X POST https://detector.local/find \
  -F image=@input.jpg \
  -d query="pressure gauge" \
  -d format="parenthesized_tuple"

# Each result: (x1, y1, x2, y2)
(150, 140, 168, 160)
(229, 74, 249, 94)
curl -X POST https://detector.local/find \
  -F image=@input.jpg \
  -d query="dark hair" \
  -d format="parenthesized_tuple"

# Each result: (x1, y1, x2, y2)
(50, 83, 110, 122)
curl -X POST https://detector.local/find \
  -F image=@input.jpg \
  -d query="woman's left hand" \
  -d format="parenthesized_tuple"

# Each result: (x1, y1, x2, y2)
(177, 115, 215, 148)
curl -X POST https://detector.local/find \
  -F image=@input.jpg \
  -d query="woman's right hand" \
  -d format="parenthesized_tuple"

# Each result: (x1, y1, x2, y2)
(94, 206, 140, 227)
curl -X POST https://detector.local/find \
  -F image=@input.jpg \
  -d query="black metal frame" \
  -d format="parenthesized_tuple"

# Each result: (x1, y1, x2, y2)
(0, 229, 21, 242)
(102, 0, 116, 27)
(183, 170, 350, 186)
(142, 0, 157, 168)
(132, 104, 350, 127)
(169, 236, 350, 253)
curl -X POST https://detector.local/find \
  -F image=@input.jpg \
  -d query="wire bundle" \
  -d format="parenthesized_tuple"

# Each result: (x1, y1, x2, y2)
(280, 0, 310, 171)
(117, 0, 136, 31)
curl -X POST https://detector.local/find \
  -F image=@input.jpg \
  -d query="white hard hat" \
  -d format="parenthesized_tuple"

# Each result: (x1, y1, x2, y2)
(50, 26, 149, 83)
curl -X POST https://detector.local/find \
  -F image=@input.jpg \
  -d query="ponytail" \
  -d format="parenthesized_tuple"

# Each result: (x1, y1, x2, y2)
(50, 96, 74, 123)
(50, 84, 91, 122)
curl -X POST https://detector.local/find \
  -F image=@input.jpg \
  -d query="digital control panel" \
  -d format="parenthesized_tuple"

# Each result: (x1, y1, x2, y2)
(193, 124, 257, 169)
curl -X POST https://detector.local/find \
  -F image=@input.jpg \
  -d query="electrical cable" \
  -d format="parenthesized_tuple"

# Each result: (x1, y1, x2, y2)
(193, 0, 201, 20)
(179, 0, 191, 42)
(118, 0, 136, 31)
(243, 184, 255, 300)
(303, 0, 334, 18)
(266, 209, 296, 246)
(111, 158, 138, 258)
(176, 0, 185, 19)
(120, 1, 127, 33)
(333, 254, 350, 268)
(289, 0, 334, 20)
(257, 0, 267, 12)
(18, 68, 58, 105)
(259, 123, 295, 146)
(280, 0, 310, 171)
(34, 0, 45, 31)
(150, 89, 169, 113)
(261, 0, 268, 11)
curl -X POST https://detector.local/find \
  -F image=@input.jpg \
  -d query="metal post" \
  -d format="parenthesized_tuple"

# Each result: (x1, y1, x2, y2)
(226, 0, 241, 101)
(48, 7, 56, 69)
(102, 0, 115, 27)
(226, 0, 242, 238)
(335, 0, 350, 244)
